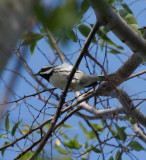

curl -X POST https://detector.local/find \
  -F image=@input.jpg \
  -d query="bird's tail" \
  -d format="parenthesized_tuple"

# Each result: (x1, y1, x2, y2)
(94, 73, 118, 81)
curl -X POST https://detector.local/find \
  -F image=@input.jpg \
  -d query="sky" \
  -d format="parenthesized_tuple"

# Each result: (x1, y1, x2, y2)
(0, 0, 146, 160)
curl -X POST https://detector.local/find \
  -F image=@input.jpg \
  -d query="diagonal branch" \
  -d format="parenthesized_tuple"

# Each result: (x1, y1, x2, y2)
(29, 21, 102, 160)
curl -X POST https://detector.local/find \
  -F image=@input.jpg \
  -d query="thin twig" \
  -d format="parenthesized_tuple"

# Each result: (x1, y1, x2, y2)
(47, 30, 66, 64)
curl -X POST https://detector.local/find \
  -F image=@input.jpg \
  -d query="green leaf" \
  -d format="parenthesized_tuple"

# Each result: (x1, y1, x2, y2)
(108, 49, 120, 54)
(78, 24, 96, 43)
(110, 129, 120, 139)
(21, 129, 29, 134)
(92, 147, 102, 153)
(1, 141, 10, 156)
(100, 39, 104, 51)
(97, 29, 114, 45)
(91, 123, 103, 132)
(124, 14, 137, 24)
(109, 156, 114, 160)
(45, 123, 50, 129)
(85, 140, 88, 149)
(0, 135, 7, 138)
(21, 123, 30, 134)
(59, 130, 70, 140)
(121, 3, 133, 14)
(80, 0, 90, 16)
(119, 9, 128, 18)
(108, 0, 115, 5)
(35, 1, 80, 34)
(129, 24, 141, 34)
(79, 121, 88, 135)
(55, 144, 69, 155)
(97, 28, 123, 49)
(30, 41, 37, 55)
(115, 123, 127, 142)
(69, 29, 77, 42)
(64, 135, 82, 149)
(12, 121, 22, 136)
(129, 141, 144, 151)
(22, 32, 43, 46)
(23, 123, 30, 129)
(88, 131, 96, 140)
(5, 114, 9, 133)
(78, 24, 90, 38)
(81, 157, 88, 160)
(20, 152, 33, 160)
(62, 124, 74, 129)
(115, 150, 122, 160)
(130, 118, 136, 125)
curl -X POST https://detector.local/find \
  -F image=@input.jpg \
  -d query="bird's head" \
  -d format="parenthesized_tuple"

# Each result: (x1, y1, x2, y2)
(34, 65, 54, 80)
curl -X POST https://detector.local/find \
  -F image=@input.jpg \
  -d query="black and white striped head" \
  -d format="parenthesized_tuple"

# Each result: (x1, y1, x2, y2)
(35, 66, 54, 81)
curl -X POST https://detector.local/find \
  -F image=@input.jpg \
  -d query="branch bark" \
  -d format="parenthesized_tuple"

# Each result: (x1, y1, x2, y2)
(87, 0, 146, 60)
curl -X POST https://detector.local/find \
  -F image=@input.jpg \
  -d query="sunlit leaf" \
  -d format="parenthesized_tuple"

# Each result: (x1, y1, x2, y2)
(45, 123, 50, 129)
(21, 152, 33, 160)
(129, 24, 141, 35)
(129, 141, 144, 151)
(12, 121, 22, 136)
(21, 129, 29, 134)
(91, 123, 104, 132)
(88, 131, 96, 140)
(64, 135, 82, 149)
(0, 135, 7, 138)
(23, 123, 30, 129)
(62, 124, 74, 129)
(124, 14, 137, 24)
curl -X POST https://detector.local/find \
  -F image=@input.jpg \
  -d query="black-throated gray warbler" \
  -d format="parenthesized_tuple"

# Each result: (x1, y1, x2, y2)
(35, 63, 116, 91)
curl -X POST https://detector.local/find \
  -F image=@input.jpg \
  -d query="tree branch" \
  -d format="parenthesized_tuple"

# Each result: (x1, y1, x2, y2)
(87, 0, 146, 60)
(29, 21, 102, 160)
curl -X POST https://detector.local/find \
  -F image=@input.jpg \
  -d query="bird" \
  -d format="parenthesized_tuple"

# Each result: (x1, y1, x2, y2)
(35, 63, 116, 91)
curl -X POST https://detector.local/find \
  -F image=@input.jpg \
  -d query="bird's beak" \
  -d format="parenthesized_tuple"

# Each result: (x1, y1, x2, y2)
(34, 72, 40, 76)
